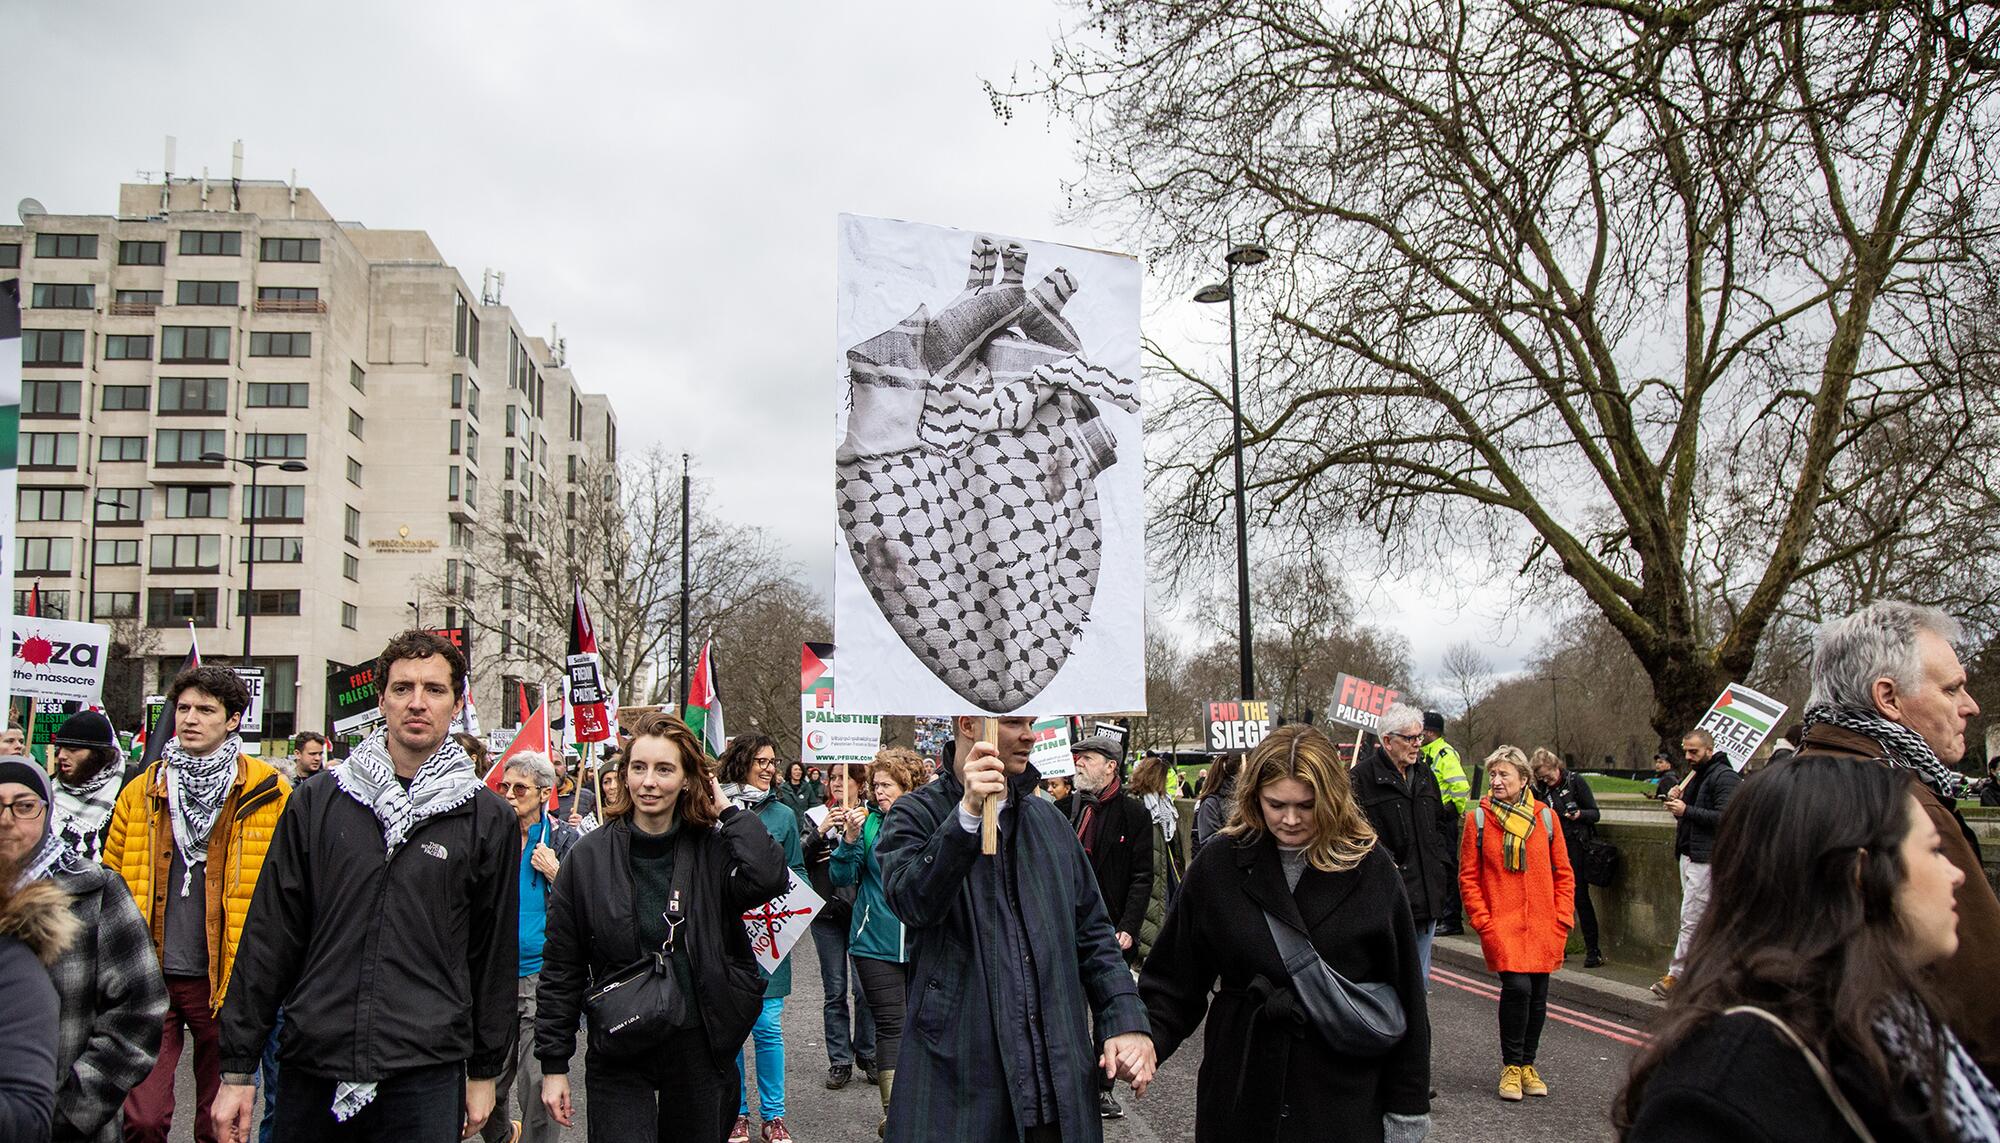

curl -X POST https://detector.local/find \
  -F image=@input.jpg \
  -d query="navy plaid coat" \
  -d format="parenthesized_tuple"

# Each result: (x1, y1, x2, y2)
(49, 864, 166, 1143)
(878, 765, 1148, 1143)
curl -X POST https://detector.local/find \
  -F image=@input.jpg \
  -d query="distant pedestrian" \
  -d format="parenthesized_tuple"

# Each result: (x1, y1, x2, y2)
(552, 752, 597, 829)
(1140, 725, 1431, 1142)
(1126, 753, 1183, 964)
(1066, 735, 1154, 971)
(290, 732, 330, 781)
(831, 747, 920, 1135)
(1462, 747, 1574, 1102)
(1530, 748, 1603, 967)
(1353, 704, 1454, 982)
(804, 770, 877, 1092)
(1191, 756, 1241, 854)
(1420, 712, 1471, 937)
(49, 710, 126, 865)
(1619, 755, 1998, 1141)
(1653, 729, 1740, 999)
(1648, 754, 1678, 800)
(534, 712, 788, 1143)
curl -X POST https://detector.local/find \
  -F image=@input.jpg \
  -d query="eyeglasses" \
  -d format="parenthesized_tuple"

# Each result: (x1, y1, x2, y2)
(497, 782, 545, 797)
(1386, 733, 1423, 745)
(0, 799, 46, 821)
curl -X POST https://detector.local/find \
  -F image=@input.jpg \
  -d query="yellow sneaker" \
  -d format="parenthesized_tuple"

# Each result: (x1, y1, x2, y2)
(1498, 1065, 1525, 1102)
(1521, 1065, 1549, 1097)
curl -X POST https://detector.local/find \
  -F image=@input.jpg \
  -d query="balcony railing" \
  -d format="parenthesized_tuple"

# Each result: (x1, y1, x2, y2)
(107, 302, 157, 317)
(253, 298, 328, 315)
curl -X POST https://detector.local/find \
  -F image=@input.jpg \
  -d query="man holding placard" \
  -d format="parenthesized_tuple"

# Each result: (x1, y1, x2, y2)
(877, 717, 1154, 1142)
(1652, 728, 1740, 999)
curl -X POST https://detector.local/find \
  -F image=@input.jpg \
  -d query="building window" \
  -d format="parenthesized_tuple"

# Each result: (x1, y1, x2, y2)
(239, 590, 302, 616)
(148, 587, 219, 627)
(341, 602, 358, 629)
(118, 240, 165, 266)
(176, 280, 239, 307)
(31, 283, 94, 309)
(246, 486, 305, 522)
(155, 428, 226, 465)
(94, 538, 140, 567)
(22, 433, 78, 469)
(464, 472, 478, 508)
(150, 534, 222, 573)
(501, 619, 513, 655)
(350, 362, 365, 392)
(22, 380, 80, 417)
(164, 485, 228, 519)
(243, 537, 304, 564)
(98, 436, 145, 463)
(504, 448, 515, 479)
(342, 552, 359, 581)
(158, 377, 228, 415)
(346, 457, 362, 486)
(248, 331, 312, 357)
(115, 289, 164, 306)
(454, 292, 480, 362)
(505, 405, 518, 437)
(465, 424, 479, 461)
(22, 329, 85, 366)
(245, 433, 306, 460)
(259, 237, 320, 263)
(347, 409, 364, 439)
(16, 537, 74, 574)
(95, 488, 147, 524)
(257, 286, 319, 302)
(161, 326, 229, 364)
(448, 466, 461, 500)
(0, 243, 19, 268)
(246, 382, 309, 408)
(17, 487, 83, 522)
(34, 233, 98, 259)
(450, 421, 464, 456)
(103, 335, 153, 361)
(12, 591, 68, 619)
(92, 592, 139, 619)
(178, 230, 241, 256)
(344, 505, 360, 544)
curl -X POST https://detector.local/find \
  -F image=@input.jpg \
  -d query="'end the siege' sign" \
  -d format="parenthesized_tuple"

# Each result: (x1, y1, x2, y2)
(1206, 700, 1273, 753)
(1328, 672, 1402, 733)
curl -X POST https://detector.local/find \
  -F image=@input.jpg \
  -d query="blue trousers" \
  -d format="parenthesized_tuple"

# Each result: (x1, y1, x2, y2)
(256, 1011, 283, 1143)
(1415, 920, 1437, 991)
(735, 996, 787, 1120)
(810, 922, 876, 1066)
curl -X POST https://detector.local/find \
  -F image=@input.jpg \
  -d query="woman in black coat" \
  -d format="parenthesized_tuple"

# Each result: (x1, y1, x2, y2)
(534, 712, 788, 1143)
(1531, 747, 1604, 967)
(1141, 726, 1432, 1143)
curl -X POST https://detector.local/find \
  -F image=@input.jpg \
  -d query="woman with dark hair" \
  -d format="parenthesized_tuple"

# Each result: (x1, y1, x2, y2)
(1619, 755, 1996, 1141)
(1140, 725, 1431, 1142)
(1126, 753, 1183, 963)
(783, 762, 815, 813)
(535, 712, 787, 1143)
(832, 747, 922, 1135)
(1191, 754, 1242, 853)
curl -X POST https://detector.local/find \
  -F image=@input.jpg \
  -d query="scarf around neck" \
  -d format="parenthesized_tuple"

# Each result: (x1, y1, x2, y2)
(53, 763, 121, 864)
(1875, 993, 2000, 1142)
(1490, 790, 1538, 874)
(333, 730, 480, 859)
(1075, 771, 1122, 855)
(1803, 703, 1967, 800)
(721, 781, 774, 813)
(162, 736, 243, 896)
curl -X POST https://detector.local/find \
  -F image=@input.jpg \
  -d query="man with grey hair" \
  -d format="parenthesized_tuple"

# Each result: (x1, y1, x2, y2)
(1352, 703, 1453, 981)
(1797, 599, 2000, 1078)
(485, 751, 579, 1143)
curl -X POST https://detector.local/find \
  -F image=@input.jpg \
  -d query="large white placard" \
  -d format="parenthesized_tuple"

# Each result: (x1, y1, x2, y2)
(8, 615, 110, 705)
(742, 868, 823, 975)
(833, 214, 1146, 716)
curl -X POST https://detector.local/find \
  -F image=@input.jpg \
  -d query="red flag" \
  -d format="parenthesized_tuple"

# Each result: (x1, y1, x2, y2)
(26, 580, 40, 618)
(485, 696, 560, 813)
(568, 584, 612, 744)
(516, 682, 530, 725)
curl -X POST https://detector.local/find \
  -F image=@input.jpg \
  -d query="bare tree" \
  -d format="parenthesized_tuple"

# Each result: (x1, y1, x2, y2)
(1008, 0, 2000, 742)
(705, 578, 830, 759)
(1439, 641, 1493, 752)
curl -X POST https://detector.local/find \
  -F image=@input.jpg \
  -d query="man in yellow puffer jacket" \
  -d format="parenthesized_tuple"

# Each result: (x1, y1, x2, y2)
(103, 665, 288, 1143)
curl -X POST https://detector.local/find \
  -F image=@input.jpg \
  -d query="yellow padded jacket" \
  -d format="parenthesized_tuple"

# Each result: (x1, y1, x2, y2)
(103, 754, 289, 1010)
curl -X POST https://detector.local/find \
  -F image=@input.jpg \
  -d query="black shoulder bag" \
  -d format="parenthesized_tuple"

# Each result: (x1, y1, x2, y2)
(585, 836, 695, 1057)
(1260, 909, 1407, 1056)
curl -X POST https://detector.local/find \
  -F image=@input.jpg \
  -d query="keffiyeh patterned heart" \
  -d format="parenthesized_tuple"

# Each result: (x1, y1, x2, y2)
(162, 736, 242, 896)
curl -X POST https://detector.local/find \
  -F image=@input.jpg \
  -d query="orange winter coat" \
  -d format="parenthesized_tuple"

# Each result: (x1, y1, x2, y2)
(1459, 795, 1574, 974)
(103, 753, 289, 1009)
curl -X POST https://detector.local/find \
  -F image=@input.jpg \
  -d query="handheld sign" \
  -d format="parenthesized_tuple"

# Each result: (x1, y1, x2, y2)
(1028, 716, 1075, 778)
(9, 616, 110, 706)
(233, 667, 266, 736)
(800, 643, 883, 768)
(1327, 673, 1403, 733)
(743, 869, 825, 975)
(1696, 683, 1789, 772)
(1206, 700, 1273, 753)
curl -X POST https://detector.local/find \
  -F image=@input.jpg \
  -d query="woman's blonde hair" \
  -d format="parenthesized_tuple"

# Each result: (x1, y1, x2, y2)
(1528, 747, 1561, 776)
(1221, 725, 1377, 872)
(1485, 746, 1531, 794)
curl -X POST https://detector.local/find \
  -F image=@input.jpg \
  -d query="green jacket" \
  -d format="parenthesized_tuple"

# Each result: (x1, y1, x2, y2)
(831, 811, 907, 964)
(1422, 737, 1472, 815)
(1134, 818, 1171, 965)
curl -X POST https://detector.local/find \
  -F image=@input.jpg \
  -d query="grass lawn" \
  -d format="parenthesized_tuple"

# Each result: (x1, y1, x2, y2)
(1582, 774, 1663, 795)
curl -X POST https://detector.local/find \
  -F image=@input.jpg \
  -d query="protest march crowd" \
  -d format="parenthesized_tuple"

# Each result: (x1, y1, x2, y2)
(0, 600, 1997, 1143)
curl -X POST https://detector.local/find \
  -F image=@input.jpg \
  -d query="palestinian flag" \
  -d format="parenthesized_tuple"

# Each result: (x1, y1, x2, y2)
(685, 640, 726, 758)
(802, 642, 834, 708)
(485, 693, 558, 812)
(1711, 684, 1785, 733)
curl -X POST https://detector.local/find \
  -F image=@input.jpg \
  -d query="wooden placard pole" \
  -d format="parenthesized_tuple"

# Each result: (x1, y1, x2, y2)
(1352, 726, 1366, 767)
(588, 739, 603, 821)
(980, 716, 1000, 856)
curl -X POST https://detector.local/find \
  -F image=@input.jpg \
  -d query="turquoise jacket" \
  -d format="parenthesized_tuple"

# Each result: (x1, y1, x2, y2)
(831, 811, 907, 964)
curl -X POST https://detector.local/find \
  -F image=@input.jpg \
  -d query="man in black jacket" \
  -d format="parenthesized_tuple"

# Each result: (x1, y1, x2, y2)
(1351, 704, 1453, 983)
(215, 631, 520, 1143)
(1653, 729, 1740, 998)
(1065, 735, 1154, 1119)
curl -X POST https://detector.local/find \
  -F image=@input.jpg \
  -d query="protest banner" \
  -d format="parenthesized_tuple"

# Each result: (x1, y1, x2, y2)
(233, 667, 266, 736)
(800, 642, 883, 769)
(9, 615, 110, 706)
(1205, 699, 1274, 753)
(327, 660, 384, 736)
(1028, 715, 1075, 778)
(832, 214, 1146, 719)
(1695, 683, 1789, 772)
(743, 869, 824, 975)
(567, 586, 613, 744)
(1327, 672, 1403, 733)
(0, 282, 19, 712)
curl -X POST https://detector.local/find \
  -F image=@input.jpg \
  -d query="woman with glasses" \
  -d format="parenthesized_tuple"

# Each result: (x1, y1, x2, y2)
(1140, 725, 1432, 1142)
(535, 712, 787, 1143)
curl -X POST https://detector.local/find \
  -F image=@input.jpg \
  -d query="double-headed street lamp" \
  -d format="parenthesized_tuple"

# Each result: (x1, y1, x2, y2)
(1195, 242, 1270, 702)
(201, 451, 307, 661)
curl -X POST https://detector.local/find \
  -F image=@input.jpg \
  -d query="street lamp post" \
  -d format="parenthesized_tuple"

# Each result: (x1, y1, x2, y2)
(201, 451, 307, 662)
(1195, 242, 1270, 702)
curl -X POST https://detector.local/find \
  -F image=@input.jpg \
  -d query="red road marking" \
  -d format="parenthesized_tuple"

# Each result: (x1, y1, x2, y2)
(1430, 966, 1652, 1048)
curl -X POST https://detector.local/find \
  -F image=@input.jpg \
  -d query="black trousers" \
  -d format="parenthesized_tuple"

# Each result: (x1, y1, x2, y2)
(584, 1026, 731, 1143)
(1575, 882, 1601, 955)
(1497, 972, 1550, 1066)
(1438, 812, 1463, 924)
(852, 956, 908, 1073)
(270, 1061, 463, 1143)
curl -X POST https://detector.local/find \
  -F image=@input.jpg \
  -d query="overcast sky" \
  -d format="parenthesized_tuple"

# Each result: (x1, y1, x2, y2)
(3, 0, 1552, 693)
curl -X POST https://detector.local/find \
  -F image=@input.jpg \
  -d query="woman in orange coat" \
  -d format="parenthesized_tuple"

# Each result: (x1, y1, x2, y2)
(1460, 746, 1574, 1104)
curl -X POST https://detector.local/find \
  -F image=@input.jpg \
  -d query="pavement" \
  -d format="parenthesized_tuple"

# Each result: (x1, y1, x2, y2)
(173, 932, 1658, 1141)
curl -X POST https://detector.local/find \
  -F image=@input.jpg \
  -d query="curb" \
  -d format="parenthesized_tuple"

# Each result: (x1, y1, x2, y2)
(1432, 933, 1664, 1023)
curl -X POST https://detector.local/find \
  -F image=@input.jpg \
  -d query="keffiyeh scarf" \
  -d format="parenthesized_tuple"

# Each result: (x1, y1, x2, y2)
(1490, 790, 1539, 874)
(1802, 703, 1967, 800)
(721, 782, 773, 813)
(329, 729, 481, 1121)
(53, 765, 120, 864)
(162, 736, 242, 897)
(1141, 791, 1177, 843)
(1875, 994, 2000, 1142)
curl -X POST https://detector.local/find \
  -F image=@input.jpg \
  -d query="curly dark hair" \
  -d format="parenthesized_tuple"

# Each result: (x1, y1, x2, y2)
(168, 666, 251, 719)
(375, 630, 467, 698)
(716, 733, 779, 787)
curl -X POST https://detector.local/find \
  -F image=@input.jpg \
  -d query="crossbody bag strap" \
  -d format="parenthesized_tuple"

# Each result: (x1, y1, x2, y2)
(1260, 907, 1320, 977)
(1721, 1007, 1879, 1143)
(660, 831, 697, 955)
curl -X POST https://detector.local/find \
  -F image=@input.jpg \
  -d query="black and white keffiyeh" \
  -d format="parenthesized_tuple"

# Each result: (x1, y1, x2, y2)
(1802, 703, 1968, 799)
(53, 765, 120, 864)
(720, 781, 774, 814)
(1875, 994, 2000, 1142)
(162, 736, 243, 897)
